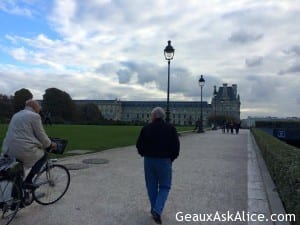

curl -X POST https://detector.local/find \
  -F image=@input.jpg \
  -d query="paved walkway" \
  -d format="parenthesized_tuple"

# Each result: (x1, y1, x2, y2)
(9, 130, 284, 225)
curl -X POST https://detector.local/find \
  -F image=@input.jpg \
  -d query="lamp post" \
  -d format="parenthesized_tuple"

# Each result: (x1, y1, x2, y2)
(164, 40, 175, 123)
(198, 75, 205, 133)
(213, 88, 217, 130)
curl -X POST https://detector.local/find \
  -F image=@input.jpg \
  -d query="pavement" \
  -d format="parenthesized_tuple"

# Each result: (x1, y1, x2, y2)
(8, 129, 289, 225)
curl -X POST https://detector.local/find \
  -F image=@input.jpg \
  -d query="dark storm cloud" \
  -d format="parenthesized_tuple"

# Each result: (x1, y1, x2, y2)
(228, 30, 263, 44)
(117, 69, 132, 84)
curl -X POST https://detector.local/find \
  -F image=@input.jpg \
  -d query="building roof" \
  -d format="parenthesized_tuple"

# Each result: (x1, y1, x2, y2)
(216, 86, 237, 101)
(121, 101, 210, 108)
(73, 100, 210, 108)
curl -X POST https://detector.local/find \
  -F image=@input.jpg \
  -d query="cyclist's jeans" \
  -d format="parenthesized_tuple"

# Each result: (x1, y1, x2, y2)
(24, 153, 47, 183)
(144, 157, 172, 216)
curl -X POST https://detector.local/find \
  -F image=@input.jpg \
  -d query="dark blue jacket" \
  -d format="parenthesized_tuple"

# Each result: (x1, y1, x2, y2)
(136, 119, 180, 161)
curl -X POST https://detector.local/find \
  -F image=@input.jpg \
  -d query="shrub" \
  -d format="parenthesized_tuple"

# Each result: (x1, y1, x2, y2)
(252, 128, 300, 224)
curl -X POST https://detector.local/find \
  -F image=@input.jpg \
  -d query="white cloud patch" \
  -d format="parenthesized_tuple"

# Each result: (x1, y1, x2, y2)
(0, 0, 33, 17)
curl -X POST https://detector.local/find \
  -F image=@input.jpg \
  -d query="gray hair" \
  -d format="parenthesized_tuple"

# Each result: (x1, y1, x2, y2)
(25, 99, 34, 106)
(151, 107, 166, 119)
(25, 99, 41, 113)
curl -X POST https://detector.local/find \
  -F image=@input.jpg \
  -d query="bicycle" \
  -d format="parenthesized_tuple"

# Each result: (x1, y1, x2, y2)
(0, 138, 70, 225)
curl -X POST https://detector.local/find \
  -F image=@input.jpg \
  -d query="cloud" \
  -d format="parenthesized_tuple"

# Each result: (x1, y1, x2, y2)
(0, 1, 33, 17)
(279, 63, 300, 75)
(115, 61, 222, 100)
(5, 34, 88, 71)
(10, 47, 27, 61)
(240, 75, 277, 102)
(234, 73, 300, 117)
(1, 0, 300, 118)
(284, 45, 300, 56)
(117, 69, 132, 84)
(228, 30, 263, 44)
(245, 56, 263, 67)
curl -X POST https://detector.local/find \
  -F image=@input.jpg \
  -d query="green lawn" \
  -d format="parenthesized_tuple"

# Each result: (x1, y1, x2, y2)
(0, 124, 193, 155)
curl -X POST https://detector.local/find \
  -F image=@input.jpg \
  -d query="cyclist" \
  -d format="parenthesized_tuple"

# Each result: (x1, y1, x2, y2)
(1, 99, 57, 189)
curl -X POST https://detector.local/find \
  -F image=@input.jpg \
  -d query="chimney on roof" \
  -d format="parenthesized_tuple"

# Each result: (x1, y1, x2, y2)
(232, 84, 237, 97)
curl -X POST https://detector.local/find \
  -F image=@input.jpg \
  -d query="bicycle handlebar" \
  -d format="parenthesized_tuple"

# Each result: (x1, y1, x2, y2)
(48, 138, 68, 154)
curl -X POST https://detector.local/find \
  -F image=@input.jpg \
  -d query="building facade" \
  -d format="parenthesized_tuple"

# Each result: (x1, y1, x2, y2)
(75, 83, 241, 125)
(212, 83, 241, 120)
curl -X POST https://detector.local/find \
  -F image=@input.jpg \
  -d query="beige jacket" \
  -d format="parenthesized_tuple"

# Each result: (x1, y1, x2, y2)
(2, 106, 51, 168)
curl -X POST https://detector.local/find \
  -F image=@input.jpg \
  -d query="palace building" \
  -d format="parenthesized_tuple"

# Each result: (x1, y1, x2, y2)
(75, 83, 241, 125)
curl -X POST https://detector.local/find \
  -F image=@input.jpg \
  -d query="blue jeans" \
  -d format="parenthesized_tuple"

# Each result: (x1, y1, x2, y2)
(144, 157, 172, 215)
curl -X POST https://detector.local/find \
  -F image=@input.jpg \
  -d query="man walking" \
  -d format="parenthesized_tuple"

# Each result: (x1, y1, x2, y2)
(136, 107, 180, 224)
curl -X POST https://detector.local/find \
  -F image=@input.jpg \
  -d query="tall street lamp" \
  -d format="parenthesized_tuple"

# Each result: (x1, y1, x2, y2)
(213, 87, 217, 130)
(164, 40, 175, 123)
(198, 75, 205, 133)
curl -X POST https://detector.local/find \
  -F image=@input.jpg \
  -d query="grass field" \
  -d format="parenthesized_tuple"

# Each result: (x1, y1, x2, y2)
(0, 124, 194, 155)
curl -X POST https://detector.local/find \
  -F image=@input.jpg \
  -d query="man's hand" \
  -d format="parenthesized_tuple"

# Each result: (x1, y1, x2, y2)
(51, 141, 57, 149)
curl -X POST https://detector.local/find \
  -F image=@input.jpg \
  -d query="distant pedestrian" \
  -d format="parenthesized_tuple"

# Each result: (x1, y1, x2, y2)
(235, 122, 240, 134)
(226, 122, 230, 133)
(136, 107, 180, 224)
(230, 121, 234, 134)
(222, 120, 226, 133)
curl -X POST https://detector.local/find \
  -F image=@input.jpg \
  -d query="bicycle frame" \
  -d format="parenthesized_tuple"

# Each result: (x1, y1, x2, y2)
(33, 158, 57, 187)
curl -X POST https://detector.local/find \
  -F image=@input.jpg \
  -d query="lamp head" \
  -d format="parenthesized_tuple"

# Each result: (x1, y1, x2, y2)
(164, 40, 175, 60)
(199, 75, 205, 87)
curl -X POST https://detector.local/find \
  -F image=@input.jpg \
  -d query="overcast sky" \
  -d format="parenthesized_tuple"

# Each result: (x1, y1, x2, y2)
(0, 0, 299, 119)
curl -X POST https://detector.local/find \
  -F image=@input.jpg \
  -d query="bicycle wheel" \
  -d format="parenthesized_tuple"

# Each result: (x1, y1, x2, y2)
(0, 180, 21, 225)
(33, 165, 70, 205)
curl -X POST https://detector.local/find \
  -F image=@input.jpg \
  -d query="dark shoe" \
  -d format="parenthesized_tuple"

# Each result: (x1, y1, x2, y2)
(151, 210, 162, 224)
(22, 182, 38, 190)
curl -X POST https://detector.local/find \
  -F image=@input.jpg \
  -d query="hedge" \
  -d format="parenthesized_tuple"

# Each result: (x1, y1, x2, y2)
(252, 128, 300, 224)
(255, 120, 300, 128)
